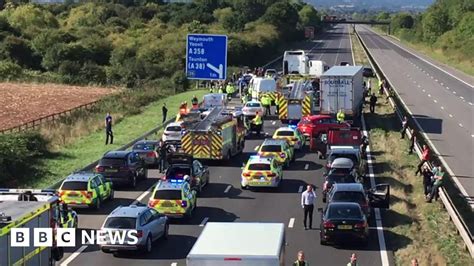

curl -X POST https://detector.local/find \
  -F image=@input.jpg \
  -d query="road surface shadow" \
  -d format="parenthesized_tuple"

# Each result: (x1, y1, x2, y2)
(170, 206, 238, 225)
(198, 182, 255, 200)
(286, 160, 321, 171)
(247, 178, 309, 194)
(412, 114, 443, 134)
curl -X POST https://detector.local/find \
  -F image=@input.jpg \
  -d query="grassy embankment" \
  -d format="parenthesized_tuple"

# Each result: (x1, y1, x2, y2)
(350, 30, 472, 266)
(27, 90, 206, 189)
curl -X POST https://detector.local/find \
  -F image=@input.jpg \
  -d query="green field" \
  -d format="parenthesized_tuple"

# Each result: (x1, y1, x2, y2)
(28, 90, 207, 188)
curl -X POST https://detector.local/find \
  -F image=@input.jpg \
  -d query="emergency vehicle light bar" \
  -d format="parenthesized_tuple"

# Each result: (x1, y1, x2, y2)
(170, 179, 184, 183)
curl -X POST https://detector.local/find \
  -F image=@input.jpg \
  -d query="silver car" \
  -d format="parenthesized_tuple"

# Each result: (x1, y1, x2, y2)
(100, 204, 169, 254)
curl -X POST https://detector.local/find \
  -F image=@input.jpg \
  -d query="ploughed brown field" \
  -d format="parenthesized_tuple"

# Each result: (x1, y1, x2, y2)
(0, 83, 117, 131)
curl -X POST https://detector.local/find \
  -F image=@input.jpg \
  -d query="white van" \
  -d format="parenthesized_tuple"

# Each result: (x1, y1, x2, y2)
(202, 93, 227, 109)
(283, 50, 308, 75)
(249, 77, 277, 99)
(308, 60, 329, 78)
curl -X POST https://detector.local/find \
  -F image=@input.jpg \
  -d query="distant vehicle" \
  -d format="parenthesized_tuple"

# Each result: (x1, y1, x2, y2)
(187, 222, 286, 266)
(339, 62, 350, 66)
(100, 204, 169, 254)
(249, 77, 277, 102)
(265, 69, 278, 78)
(242, 101, 265, 117)
(132, 140, 159, 168)
(319, 202, 369, 245)
(326, 146, 365, 178)
(308, 60, 329, 78)
(272, 126, 306, 150)
(95, 151, 147, 188)
(148, 179, 197, 219)
(162, 122, 183, 144)
(241, 155, 283, 189)
(257, 139, 295, 168)
(165, 153, 210, 192)
(314, 127, 362, 159)
(283, 50, 308, 75)
(59, 172, 114, 209)
(322, 170, 357, 203)
(202, 93, 228, 109)
(297, 114, 350, 137)
(363, 67, 375, 78)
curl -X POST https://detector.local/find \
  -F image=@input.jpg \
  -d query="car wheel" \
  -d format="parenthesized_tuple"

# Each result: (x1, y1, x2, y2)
(141, 168, 147, 180)
(109, 190, 114, 201)
(144, 235, 152, 253)
(163, 223, 169, 240)
(322, 196, 326, 203)
(102, 248, 112, 254)
(73, 216, 78, 228)
(241, 184, 248, 190)
(130, 175, 137, 188)
(95, 198, 101, 210)
(320, 235, 327, 245)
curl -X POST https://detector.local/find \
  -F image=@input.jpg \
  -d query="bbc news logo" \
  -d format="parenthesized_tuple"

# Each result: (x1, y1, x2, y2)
(11, 228, 139, 247)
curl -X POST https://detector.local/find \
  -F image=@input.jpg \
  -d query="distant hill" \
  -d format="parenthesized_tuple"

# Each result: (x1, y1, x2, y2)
(304, 0, 434, 10)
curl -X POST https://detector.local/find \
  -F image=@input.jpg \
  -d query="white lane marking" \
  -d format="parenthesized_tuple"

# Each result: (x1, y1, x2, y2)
(460, 96, 464, 100)
(304, 164, 309, 170)
(428, 94, 431, 97)
(440, 83, 444, 86)
(471, 134, 474, 138)
(435, 79, 438, 82)
(422, 89, 426, 92)
(272, 121, 276, 125)
(459, 123, 463, 128)
(434, 99, 437, 103)
(453, 91, 456, 94)
(133, 189, 152, 204)
(200, 217, 209, 227)
(171, 263, 178, 266)
(224, 185, 232, 193)
(288, 218, 295, 228)
(361, 115, 390, 266)
(298, 185, 304, 193)
(441, 106, 444, 110)
(60, 245, 88, 266)
(254, 146, 259, 151)
(417, 85, 421, 88)
(413, 81, 417, 84)
(449, 114, 454, 118)
(469, 102, 473, 106)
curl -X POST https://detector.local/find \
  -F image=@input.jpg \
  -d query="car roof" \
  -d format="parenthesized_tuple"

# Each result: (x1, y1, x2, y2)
(329, 146, 359, 152)
(64, 172, 96, 182)
(156, 180, 186, 190)
(248, 155, 273, 164)
(276, 127, 295, 132)
(262, 139, 286, 145)
(246, 101, 261, 104)
(327, 201, 361, 208)
(331, 158, 354, 168)
(134, 140, 158, 145)
(109, 205, 148, 218)
(166, 122, 182, 127)
(332, 183, 365, 192)
(103, 150, 132, 158)
(305, 114, 332, 120)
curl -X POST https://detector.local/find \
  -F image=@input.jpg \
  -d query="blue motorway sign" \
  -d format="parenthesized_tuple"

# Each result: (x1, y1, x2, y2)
(186, 34, 227, 80)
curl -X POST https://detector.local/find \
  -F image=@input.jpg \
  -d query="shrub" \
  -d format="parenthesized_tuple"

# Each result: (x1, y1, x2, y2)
(0, 60, 22, 80)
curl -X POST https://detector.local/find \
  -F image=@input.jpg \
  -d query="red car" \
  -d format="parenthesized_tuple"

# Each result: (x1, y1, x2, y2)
(297, 115, 350, 137)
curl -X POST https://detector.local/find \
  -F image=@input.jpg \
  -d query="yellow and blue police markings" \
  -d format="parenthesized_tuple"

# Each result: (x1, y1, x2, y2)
(148, 179, 197, 219)
(272, 125, 306, 150)
(257, 139, 295, 168)
(241, 155, 283, 189)
(59, 173, 114, 210)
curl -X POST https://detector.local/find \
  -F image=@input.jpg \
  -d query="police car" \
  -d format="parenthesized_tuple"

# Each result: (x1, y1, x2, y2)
(148, 178, 197, 219)
(241, 155, 283, 189)
(59, 172, 114, 209)
(272, 126, 306, 150)
(257, 139, 295, 168)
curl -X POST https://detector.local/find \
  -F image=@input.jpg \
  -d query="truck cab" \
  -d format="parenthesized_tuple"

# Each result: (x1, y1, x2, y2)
(283, 50, 308, 75)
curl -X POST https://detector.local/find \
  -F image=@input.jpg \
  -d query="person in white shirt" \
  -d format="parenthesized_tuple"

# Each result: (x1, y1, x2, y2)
(301, 184, 317, 230)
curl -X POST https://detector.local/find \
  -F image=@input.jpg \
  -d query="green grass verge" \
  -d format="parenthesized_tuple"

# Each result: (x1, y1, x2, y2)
(27, 90, 207, 189)
(351, 32, 472, 265)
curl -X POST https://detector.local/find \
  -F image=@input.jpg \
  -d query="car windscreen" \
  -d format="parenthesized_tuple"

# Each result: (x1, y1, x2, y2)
(133, 143, 156, 150)
(100, 158, 126, 166)
(276, 131, 294, 137)
(329, 154, 358, 163)
(328, 168, 352, 175)
(248, 163, 271, 171)
(327, 205, 362, 219)
(166, 166, 191, 178)
(61, 181, 88, 191)
(246, 103, 261, 108)
(332, 192, 366, 204)
(326, 174, 355, 183)
(166, 126, 182, 132)
(104, 217, 136, 229)
(260, 145, 281, 152)
(154, 190, 181, 200)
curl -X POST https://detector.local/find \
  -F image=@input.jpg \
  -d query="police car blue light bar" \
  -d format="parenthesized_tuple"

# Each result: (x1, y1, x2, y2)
(170, 179, 184, 183)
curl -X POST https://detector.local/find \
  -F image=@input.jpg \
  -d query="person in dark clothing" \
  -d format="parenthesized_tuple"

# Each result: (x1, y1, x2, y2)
(293, 251, 308, 266)
(369, 93, 377, 113)
(158, 140, 167, 173)
(421, 165, 433, 196)
(408, 129, 416, 154)
(105, 113, 113, 145)
(400, 116, 408, 139)
(162, 103, 168, 123)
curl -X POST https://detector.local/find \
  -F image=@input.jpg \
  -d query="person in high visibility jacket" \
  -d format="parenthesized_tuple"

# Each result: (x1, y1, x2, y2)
(226, 84, 234, 95)
(261, 94, 271, 116)
(336, 109, 345, 123)
(191, 95, 199, 109)
(251, 111, 263, 136)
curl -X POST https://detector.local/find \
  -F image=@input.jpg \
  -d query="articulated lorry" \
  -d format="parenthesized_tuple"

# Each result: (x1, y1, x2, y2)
(187, 222, 285, 266)
(319, 66, 364, 123)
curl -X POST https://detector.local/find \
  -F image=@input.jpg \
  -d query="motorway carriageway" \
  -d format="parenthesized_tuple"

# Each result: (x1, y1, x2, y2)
(59, 25, 393, 266)
(356, 26, 474, 208)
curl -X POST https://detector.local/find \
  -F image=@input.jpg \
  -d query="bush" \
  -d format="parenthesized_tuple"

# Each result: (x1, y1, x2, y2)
(0, 60, 22, 80)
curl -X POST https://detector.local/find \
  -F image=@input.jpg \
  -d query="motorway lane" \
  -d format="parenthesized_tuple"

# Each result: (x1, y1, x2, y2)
(61, 25, 390, 266)
(356, 26, 474, 203)
(308, 25, 354, 66)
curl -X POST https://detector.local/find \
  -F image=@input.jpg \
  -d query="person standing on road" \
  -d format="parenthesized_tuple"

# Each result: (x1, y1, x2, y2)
(105, 112, 113, 145)
(293, 251, 308, 266)
(162, 103, 168, 123)
(400, 116, 408, 139)
(408, 129, 416, 154)
(415, 145, 430, 175)
(336, 109, 345, 123)
(191, 95, 199, 110)
(369, 93, 377, 113)
(261, 94, 271, 116)
(347, 253, 358, 266)
(158, 140, 167, 173)
(426, 166, 445, 202)
(301, 184, 317, 230)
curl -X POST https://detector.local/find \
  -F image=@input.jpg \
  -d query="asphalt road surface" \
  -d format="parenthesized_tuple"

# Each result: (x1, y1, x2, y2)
(356, 26, 474, 207)
(59, 25, 393, 266)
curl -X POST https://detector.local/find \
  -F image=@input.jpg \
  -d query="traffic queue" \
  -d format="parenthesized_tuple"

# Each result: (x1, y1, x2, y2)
(0, 51, 390, 265)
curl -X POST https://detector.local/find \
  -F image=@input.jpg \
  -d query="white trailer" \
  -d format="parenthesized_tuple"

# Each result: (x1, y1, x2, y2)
(186, 222, 286, 266)
(319, 66, 364, 121)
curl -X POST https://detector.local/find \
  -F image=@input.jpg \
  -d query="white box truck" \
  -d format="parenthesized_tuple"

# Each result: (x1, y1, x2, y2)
(319, 66, 364, 121)
(186, 222, 285, 266)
